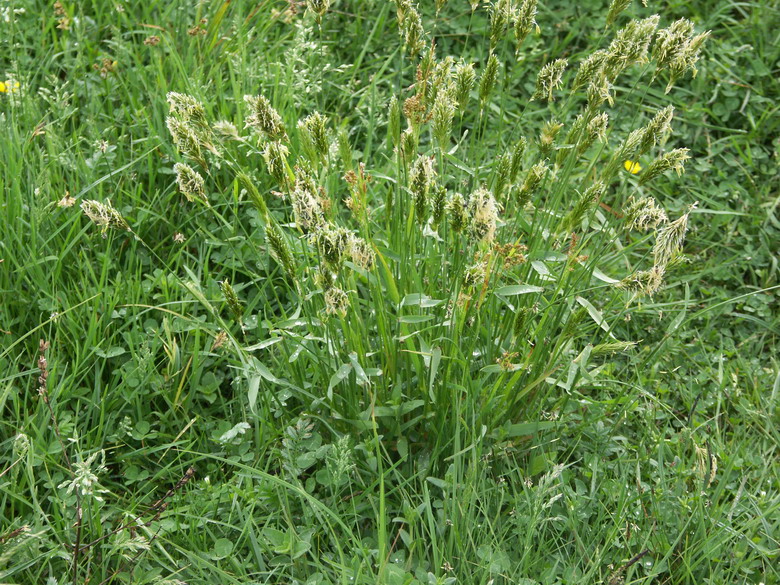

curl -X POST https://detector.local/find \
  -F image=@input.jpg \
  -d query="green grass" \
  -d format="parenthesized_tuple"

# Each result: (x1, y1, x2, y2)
(1, 1, 778, 584)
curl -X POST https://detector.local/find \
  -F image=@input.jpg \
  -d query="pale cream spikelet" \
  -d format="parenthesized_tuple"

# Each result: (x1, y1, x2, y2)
(306, 0, 330, 24)
(173, 162, 209, 205)
(431, 91, 456, 151)
(266, 222, 297, 283)
(591, 340, 638, 355)
(538, 119, 564, 159)
(616, 264, 665, 297)
(298, 111, 329, 167)
(639, 105, 674, 154)
(489, 0, 513, 51)
(572, 50, 608, 92)
(652, 203, 695, 267)
(409, 155, 436, 223)
(605, 0, 632, 27)
(393, 0, 412, 25)
(653, 18, 710, 93)
(532, 58, 568, 102)
(290, 169, 326, 233)
(603, 15, 660, 81)
(324, 286, 349, 316)
(80, 199, 131, 236)
(513, 0, 539, 51)
(219, 279, 244, 322)
(639, 147, 690, 185)
(167, 116, 204, 165)
(493, 153, 512, 199)
(314, 225, 352, 269)
(347, 235, 375, 270)
(166, 92, 208, 129)
(453, 60, 476, 112)
(462, 261, 488, 289)
(559, 181, 605, 233)
(431, 184, 447, 229)
(509, 137, 528, 182)
(654, 17, 695, 70)
(586, 74, 614, 109)
(575, 112, 609, 157)
(518, 160, 549, 201)
(623, 196, 668, 231)
(400, 127, 418, 164)
(467, 187, 499, 244)
(479, 54, 501, 107)
(446, 192, 469, 233)
(263, 140, 291, 189)
(212, 120, 241, 140)
(243, 94, 287, 140)
(402, 6, 427, 57)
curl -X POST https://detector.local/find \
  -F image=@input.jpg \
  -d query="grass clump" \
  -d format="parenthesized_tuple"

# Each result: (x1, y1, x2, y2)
(1, 1, 777, 584)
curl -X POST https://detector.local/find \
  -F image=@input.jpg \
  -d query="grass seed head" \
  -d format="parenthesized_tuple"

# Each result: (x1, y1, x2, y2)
(80, 199, 130, 236)
(166, 92, 208, 129)
(617, 265, 666, 297)
(639, 105, 674, 154)
(431, 184, 447, 228)
(560, 181, 605, 232)
(604, 16, 660, 80)
(220, 279, 244, 321)
(652, 203, 695, 267)
(173, 162, 209, 205)
(432, 91, 456, 150)
(605, 0, 633, 27)
(166, 116, 203, 164)
(348, 235, 375, 270)
(447, 192, 469, 233)
(244, 94, 287, 140)
(623, 196, 668, 231)
(572, 50, 608, 91)
(510, 137, 528, 182)
(538, 119, 564, 159)
(306, 0, 330, 24)
(514, 0, 539, 51)
(266, 222, 296, 282)
(324, 286, 349, 316)
(298, 111, 330, 167)
(409, 155, 436, 223)
(493, 153, 512, 199)
(479, 54, 501, 106)
(402, 6, 427, 57)
(532, 58, 568, 102)
(639, 147, 690, 185)
(489, 0, 513, 51)
(519, 160, 549, 200)
(454, 60, 476, 111)
(263, 140, 291, 188)
(315, 225, 352, 269)
(468, 187, 499, 243)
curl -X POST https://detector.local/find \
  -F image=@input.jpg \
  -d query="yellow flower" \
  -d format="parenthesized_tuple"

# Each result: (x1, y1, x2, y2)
(624, 160, 642, 174)
(0, 80, 20, 94)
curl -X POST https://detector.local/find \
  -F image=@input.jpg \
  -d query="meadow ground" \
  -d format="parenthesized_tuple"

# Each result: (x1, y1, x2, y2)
(1, 1, 778, 584)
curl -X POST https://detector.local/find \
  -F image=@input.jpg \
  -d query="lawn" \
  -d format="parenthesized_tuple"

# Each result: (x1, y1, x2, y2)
(1, 1, 778, 584)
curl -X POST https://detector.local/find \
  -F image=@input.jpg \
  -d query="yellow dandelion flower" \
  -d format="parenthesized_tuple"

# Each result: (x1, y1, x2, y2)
(624, 160, 642, 174)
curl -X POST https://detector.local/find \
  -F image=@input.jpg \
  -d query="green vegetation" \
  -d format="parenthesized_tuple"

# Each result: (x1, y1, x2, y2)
(1, 1, 778, 584)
